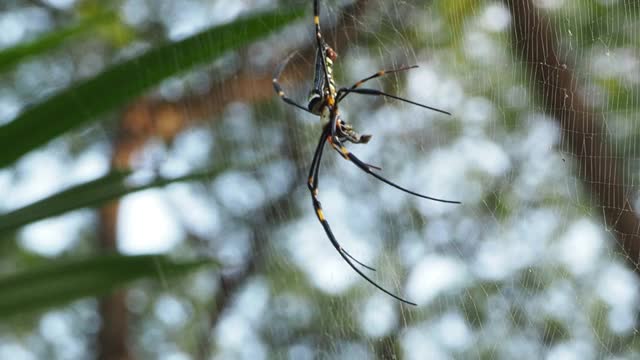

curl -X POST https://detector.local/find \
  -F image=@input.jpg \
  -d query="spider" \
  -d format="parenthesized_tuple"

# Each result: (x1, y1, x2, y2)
(272, 0, 460, 305)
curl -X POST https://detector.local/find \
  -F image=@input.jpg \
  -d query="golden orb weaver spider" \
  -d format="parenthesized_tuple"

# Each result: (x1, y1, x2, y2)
(272, 0, 460, 305)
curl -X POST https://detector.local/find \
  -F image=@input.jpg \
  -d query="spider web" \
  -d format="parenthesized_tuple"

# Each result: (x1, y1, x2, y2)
(2, 0, 640, 359)
(257, 0, 640, 358)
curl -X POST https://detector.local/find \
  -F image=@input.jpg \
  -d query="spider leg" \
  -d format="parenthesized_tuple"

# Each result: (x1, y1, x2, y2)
(273, 52, 314, 114)
(308, 126, 376, 272)
(333, 64, 450, 115)
(364, 162, 382, 171)
(337, 87, 451, 115)
(313, 0, 325, 64)
(337, 65, 419, 102)
(327, 135, 460, 204)
(308, 129, 415, 305)
(312, 197, 416, 305)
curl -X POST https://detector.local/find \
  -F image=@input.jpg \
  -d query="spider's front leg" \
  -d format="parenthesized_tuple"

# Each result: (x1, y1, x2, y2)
(334, 65, 450, 115)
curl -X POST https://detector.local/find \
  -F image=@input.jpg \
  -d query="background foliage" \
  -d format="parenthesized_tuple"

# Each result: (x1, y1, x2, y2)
(1, 0, 639, 359)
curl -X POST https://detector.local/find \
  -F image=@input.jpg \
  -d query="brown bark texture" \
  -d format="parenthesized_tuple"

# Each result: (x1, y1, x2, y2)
(97, 203, 131, 360)
(504, 0, 640, 269)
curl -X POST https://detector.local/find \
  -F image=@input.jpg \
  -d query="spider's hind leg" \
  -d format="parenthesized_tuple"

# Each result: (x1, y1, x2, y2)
(328, 134, 460, 204)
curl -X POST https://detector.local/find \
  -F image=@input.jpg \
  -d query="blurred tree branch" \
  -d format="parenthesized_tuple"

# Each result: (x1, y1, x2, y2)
(504, 0, 640, 271)
(97, 202, 131, 360)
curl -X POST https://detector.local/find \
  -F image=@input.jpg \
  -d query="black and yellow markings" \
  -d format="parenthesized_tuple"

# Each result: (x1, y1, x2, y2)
(326, 135, 350, 160)
(272, 77, 285, 96)
(340, 146, 349, 157)
(326, 57, 333, 67)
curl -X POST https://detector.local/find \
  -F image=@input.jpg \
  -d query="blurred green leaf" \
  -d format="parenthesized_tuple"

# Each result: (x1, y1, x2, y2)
(0, 12, 117, 74)
(0, 168, 223, 235)
(0, 8, 304, 168)
(76, 4, 137, 46)
(437, 0, 481, 45)
(0, 254, 215, 317)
